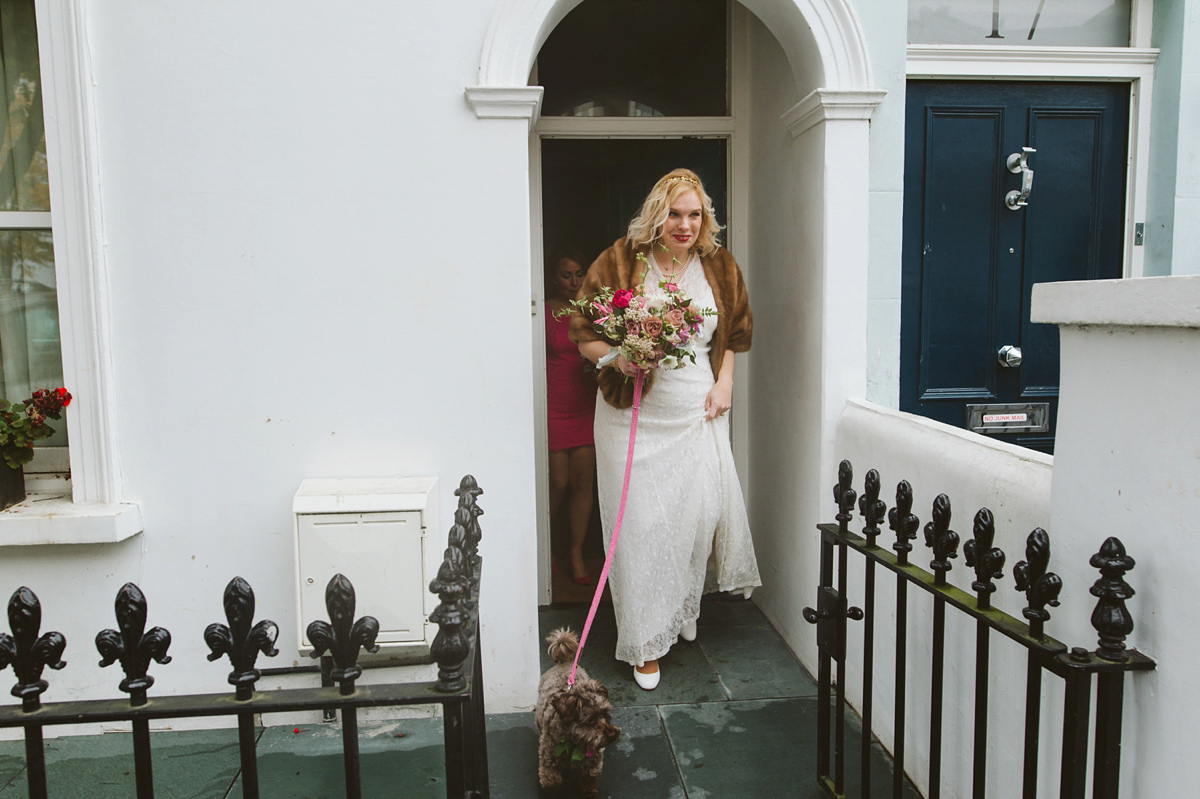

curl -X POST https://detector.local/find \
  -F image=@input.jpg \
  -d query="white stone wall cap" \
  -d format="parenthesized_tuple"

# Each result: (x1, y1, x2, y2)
(843, 399, 1053, 467)
(293, 476, 438, 514)
(1031, 276, 1200, 329)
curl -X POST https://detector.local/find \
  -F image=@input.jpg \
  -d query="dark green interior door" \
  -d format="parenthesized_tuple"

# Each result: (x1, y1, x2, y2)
(901, 81, 1129, 453)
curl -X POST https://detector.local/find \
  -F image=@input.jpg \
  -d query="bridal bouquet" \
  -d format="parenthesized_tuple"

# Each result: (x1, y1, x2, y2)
(564, 266, 716, 371)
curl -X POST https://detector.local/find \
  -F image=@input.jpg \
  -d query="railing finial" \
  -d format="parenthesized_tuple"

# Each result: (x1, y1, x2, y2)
(430, 545, 470, 693)
(456, 481, 484, 583)
(0, 587, 66, 712)
(964, 508, 1006, 607)
(888, 480, 919, 564)
(859, 469, 886, 547)
(96, 583, 172, 706)
(923, 494, 959, 584)
(1089, 537, 1136, 662)
(834, 460, 856, 533)
(204, 577, 279, 700)
(1013, 528, 1061, 638)
(306, 574, 380, 694)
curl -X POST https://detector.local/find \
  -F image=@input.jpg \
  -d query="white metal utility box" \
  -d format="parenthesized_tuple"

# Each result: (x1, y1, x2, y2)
(292, 477, 439, 655)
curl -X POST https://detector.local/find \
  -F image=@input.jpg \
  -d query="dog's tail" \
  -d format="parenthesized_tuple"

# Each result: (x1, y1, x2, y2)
(546, 627, 580, 664)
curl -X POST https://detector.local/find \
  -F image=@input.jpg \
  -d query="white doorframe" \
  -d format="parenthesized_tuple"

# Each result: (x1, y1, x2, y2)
(530, 5, 751, 604)
(905, 45, 1159, 279)
(529, 133, 553, 605)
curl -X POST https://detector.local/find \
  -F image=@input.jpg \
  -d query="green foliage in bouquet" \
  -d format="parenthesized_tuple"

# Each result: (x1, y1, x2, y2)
(557, 256, 717, 371)
(0, 387, 72, 470)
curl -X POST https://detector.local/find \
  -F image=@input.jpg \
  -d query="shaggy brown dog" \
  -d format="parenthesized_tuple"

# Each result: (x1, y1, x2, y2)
(535, 628, 620, 797)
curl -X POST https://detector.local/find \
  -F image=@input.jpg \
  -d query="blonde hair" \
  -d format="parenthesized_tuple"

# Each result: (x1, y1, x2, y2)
(626, 168, 723, 257)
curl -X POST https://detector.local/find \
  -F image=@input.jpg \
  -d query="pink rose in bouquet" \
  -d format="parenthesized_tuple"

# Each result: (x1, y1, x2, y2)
(558, 257, 717, 371)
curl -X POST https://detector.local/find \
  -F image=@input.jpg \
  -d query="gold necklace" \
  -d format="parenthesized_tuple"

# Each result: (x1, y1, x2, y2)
(654, 243, 691, 280)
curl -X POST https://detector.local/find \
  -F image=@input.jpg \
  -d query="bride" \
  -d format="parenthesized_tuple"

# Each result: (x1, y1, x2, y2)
(570, 168, 761, 690)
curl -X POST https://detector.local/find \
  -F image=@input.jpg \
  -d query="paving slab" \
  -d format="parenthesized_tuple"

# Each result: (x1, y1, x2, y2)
(698, 621, 817, 700)
(538, 600, 729, 708)
(481, 712, 541, 798)
(228, 718, 446, 799)
(0, 738, 25, 794)
(0, 727, 241, 799)
(662, 697, 815, 798)
(661, 697, 918, 799)
(487, 706, 684, 799)
(696, 592, 765, 628)
(598, 706, 686, 798)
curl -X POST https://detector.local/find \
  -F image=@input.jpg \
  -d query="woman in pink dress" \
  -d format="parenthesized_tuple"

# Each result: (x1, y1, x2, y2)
(545, 248, 598, 585)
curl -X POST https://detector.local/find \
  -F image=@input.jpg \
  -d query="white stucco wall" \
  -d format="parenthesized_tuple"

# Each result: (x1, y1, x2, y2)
(743, 7, 825, 668)
(0, 0, 542, 723)
(1033, 275, 1200, 798)
(853, 0, 907, 408)
(833, 400, 1055, 798)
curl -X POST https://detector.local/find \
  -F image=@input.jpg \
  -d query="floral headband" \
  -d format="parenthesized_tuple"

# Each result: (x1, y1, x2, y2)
(659, 175, 701, 188)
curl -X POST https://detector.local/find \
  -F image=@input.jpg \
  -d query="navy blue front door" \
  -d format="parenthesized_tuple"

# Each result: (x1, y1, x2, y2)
(901, 81, 1129, 453)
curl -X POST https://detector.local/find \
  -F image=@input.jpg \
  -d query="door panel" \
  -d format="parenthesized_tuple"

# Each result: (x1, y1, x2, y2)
(902, 81, 1129, 453)
(918, 108, 1004, 401)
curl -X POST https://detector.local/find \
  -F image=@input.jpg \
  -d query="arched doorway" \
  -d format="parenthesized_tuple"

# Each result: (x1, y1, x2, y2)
(468, 0, 883, 661)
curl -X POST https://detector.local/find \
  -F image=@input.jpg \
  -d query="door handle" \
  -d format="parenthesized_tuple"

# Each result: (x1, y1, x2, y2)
(997, 345, 1023, 367)
(1005, 147, 1036, 210)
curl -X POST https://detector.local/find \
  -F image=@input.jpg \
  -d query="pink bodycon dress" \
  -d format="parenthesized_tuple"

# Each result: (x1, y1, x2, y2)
(545, 304, 596, 452)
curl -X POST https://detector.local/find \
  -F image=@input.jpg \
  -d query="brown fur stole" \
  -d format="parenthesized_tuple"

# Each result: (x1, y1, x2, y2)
(568, 237, 753, 409)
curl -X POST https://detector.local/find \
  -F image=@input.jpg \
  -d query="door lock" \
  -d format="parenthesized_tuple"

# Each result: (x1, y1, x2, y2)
(1005, 147, 1036, 210)
(997, 345, 1023, 368)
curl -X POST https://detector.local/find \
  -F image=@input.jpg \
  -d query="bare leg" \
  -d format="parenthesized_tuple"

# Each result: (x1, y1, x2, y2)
(566, 445, 596, 581)
(635, 658, 658, 674)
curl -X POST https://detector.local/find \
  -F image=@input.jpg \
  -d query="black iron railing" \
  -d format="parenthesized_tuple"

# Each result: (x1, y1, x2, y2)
(0, 474, 489, 799)
(806, 461, 1155, 799)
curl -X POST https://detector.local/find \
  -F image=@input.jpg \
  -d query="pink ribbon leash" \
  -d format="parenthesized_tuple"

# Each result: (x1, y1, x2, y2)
(568, 370, 644, 686)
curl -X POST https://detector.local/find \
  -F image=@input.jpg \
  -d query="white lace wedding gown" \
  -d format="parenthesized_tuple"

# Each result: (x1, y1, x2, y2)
(594, 255, 761, 667)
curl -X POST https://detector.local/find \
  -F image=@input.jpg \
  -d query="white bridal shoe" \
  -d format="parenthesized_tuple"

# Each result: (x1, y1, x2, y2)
(633, 664, 660, 690)
(679, 620, 697, 642)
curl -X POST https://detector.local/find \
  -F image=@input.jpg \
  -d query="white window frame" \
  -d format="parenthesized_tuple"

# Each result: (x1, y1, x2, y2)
(0, 0, 141, 545)
(905, 0, 1158, 278)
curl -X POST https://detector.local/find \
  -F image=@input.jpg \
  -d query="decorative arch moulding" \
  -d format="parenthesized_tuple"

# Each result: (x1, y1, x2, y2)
(782, 89, 887, 139)
(473, 0, 876, 103)
(464, 86, 544, 127)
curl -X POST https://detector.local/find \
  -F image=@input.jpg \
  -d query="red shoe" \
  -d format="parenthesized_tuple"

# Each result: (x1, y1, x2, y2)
(572, 574, 593, 586)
